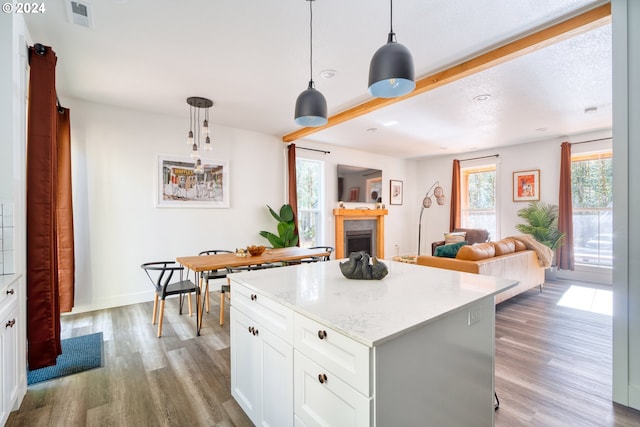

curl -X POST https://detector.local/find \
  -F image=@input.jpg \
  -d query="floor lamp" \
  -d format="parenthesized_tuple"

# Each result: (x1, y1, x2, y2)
(418, 181, 446, 256)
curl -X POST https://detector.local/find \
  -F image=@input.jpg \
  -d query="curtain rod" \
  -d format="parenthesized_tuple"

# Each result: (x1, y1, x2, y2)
(289, 145, 330, 155)
(569, 137, 611, 146)
(460, 154, 499, 162)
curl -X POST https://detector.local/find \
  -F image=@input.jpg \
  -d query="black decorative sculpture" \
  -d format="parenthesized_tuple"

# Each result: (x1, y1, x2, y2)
(339, 251, 388, 280)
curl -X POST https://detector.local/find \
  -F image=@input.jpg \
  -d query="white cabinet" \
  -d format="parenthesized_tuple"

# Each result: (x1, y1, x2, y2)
(229, 262, 512, 427)
(294, 351, 371, 427)
(0, 279, 19, 426)
(230, 283, 293, 427)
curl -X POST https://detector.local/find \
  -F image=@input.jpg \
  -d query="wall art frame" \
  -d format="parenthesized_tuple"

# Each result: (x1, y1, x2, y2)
(513, 169, 540, 202)
(390, 179, 403, 205)
(156, 155, 230, 208)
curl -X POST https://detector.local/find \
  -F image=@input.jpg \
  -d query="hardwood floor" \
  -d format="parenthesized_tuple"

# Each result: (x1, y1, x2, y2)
(7, 280, 640, 426)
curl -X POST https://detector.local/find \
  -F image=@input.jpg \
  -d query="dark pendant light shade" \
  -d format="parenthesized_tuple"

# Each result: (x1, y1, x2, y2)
(368, 0, 415, 98)
(295, 81, 328, 127)
(295, 0, 328, 127)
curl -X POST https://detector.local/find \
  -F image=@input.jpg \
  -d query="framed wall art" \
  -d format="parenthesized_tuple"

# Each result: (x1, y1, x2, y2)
(390, 179, 403, 205)
(156, 155, 230, 208)
(513, 169, 540, 202)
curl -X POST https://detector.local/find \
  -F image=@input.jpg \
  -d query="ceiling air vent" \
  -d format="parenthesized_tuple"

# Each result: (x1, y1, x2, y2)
(66, 1, 93, 28)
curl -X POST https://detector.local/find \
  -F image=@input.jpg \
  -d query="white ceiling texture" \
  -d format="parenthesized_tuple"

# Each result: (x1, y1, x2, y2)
(24, 0, 612, 159)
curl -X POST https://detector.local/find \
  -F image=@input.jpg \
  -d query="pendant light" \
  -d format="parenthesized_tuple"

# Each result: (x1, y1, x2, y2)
(185, 96, 213, 174)
(368, 0, 415, 98)
(294, 0, 328, 127)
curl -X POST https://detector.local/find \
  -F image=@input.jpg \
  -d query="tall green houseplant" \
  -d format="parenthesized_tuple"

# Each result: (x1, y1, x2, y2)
(515, 201, 565, 250)
(259, 204, 299, 248)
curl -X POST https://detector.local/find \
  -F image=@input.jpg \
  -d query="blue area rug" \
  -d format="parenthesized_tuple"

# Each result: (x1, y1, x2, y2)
(27, 332, 104, 385)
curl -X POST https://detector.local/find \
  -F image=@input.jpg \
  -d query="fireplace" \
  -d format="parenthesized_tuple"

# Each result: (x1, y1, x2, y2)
(346, 230, 373, 255)
(333, 208, 388, 259)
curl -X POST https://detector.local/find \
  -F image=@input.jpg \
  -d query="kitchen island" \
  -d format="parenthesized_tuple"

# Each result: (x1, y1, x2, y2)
(228, 259, 517, 427)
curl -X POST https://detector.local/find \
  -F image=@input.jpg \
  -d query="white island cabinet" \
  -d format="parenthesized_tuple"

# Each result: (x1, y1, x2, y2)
(229, 260, 517, 427)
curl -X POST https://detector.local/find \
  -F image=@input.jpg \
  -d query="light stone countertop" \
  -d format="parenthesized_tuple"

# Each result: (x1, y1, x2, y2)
(228, 260, 518, 347)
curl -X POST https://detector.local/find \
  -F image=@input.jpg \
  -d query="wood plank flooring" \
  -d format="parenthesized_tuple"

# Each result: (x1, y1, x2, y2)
(7, 279, 640, 426)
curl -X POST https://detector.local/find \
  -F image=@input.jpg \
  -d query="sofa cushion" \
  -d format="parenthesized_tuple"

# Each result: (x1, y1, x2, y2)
(493, 239, 516, 256)
(512, 238, 527, 252)
(444, 232, 466, 244)
(456, 242, 496, 261)
(434, 241, 468, 258)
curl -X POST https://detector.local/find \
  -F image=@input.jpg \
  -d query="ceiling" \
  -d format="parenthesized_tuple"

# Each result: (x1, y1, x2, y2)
(24, 0, 612, 159)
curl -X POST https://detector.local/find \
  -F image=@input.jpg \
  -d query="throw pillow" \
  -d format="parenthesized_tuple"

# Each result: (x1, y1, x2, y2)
(444, 232, 466, 244)
(434, 241, 468, 258)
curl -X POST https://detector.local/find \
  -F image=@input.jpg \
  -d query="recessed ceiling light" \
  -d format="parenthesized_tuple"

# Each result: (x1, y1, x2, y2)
(584, 106, 598, 114)
(383, 120, 398, 127)
(536, 127, 548, 132)
(367, 127, 378, 133)
(473, 94, 491, 101)
(320, 69, 337, 79)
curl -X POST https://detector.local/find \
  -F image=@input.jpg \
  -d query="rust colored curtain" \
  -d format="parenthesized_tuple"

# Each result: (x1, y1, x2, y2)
(26, 44, 75, 369)
(287, 144, 299, 246)
(57, 107, 75, 311)
(450, 159, 461, 232)
(557, 142, 575, 270)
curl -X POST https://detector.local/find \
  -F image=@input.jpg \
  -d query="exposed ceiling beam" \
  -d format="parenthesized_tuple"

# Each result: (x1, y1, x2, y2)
(282, 2, 611, 143)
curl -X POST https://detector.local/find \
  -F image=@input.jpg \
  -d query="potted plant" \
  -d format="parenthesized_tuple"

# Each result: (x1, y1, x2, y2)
(259, 204, 299, 248)
(515, 201, 565, 279)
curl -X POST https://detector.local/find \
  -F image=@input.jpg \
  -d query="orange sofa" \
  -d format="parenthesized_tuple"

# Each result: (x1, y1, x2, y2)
(416, 237, 545, 304)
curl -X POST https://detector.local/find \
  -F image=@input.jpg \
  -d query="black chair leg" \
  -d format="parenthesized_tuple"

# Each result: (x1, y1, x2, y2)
(494, 392, 500, 410)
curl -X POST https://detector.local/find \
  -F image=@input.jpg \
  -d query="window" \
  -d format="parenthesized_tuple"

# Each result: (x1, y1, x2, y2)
(571, 150, 613, 267)
(460, 164, 497, 240)
(296, 158, 324, 247)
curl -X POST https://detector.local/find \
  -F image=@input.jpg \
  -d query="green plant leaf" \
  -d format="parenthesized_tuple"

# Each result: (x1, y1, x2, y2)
(267, 205, 283, 222)
(279, 204, 294, 222)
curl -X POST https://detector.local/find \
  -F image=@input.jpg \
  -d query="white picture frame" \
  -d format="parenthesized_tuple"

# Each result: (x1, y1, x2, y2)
(156, 155, 230, 208)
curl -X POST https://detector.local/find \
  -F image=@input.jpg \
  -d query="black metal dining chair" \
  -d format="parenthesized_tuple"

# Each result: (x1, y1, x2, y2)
(141, 261, 201, 338)
(300, 246, 334, 263)
(198, 249, 234, 314)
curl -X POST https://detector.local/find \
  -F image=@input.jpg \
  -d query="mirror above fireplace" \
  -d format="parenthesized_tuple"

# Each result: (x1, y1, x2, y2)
(337, 164, 382, 203)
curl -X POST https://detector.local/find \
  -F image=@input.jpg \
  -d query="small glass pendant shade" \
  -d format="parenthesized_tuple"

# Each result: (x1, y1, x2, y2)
(204, 135, 212, 151)
(368, 33, 415, 98)
(194, 158, 204, 174)
(190, 143, 200, 159)
(294, 81, 328, 127)
(187, 130, 194, 145)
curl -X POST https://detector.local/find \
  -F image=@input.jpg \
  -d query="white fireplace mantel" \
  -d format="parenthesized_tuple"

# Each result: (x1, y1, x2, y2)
(333, 208, 388, 259)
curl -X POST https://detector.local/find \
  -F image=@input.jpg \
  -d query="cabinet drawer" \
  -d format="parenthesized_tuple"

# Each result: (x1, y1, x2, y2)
(294, 313, 370, 396)
(230, 280, 294, 345)
(294, 351, 371, 427)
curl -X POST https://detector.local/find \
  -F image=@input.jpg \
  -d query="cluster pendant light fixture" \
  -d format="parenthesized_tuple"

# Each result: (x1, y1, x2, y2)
(294, 0, 328, 127)
(368, 0, 415, 98)
(186, 96, 213, 174)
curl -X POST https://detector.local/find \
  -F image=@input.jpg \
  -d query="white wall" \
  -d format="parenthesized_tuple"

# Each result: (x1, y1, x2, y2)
(612, 0, 640, 410)
(3, 11, 29, 415)
(69, 99, 288, 312)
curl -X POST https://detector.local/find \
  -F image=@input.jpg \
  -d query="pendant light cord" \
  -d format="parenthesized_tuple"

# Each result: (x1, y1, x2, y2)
(309, 0, 314, 85)
(390, 0, 394, 34)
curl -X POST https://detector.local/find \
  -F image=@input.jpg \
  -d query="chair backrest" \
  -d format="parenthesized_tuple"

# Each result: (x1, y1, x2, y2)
(141, 261, 184, 293)
(309, 246, 334, 261)
(199, 249, 233, 256)
(453, 228, 490, 244)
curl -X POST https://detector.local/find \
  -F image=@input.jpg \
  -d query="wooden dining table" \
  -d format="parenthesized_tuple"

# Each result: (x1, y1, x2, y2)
(176, 246, 332, 329)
